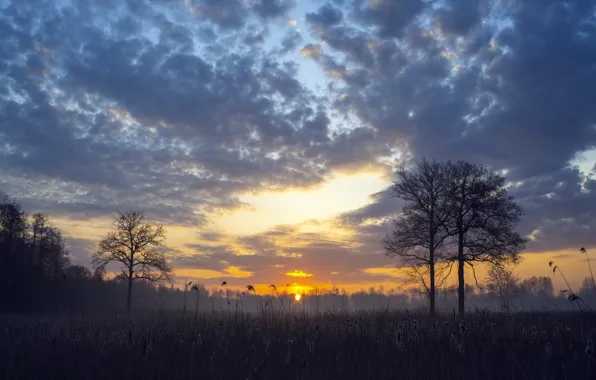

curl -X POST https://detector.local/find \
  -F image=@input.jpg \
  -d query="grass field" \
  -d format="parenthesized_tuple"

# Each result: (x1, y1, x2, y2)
(1, 311, 595, 380)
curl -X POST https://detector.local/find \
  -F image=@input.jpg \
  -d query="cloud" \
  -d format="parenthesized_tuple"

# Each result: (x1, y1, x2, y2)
(2, 0, 596, 287)
(250, 0, 296, 19)
(64, 237, 96, 266)
(435, 0, 482, 36)
(300, 43, 323, 59)
(190, 0, 250, 29)
(302, 0, 596, 254)
(170, 220, 395, 287)
(305, 3, 343, 27)
(352, 0, 425, 38)
(286, 269, 314, 278)
(0, 0, 342, 225)
(335, 189, 398, 227)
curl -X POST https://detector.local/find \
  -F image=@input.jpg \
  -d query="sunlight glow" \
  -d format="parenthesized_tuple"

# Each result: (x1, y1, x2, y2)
(176, 266, 253, 280)
(363, 267, 404, 278)
(294, 293, 302, 301)
(286, 270, 313, 278)
(287, 284, 312, 295)
(213, 172, 389, 235)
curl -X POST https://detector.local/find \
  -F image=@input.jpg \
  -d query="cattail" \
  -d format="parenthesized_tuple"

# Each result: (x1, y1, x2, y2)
(141, 336, 150, 360)
(395, 329, 402, 344)
(286, 339, 293, 364)
(586, 338, 593, 357)
(457, 341, 465, 357)
(307, 338, 315, 353)
(545, 342, 552, 358)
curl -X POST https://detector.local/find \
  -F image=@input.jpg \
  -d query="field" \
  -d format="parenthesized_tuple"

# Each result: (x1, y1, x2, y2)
(1, 311, 595, 380)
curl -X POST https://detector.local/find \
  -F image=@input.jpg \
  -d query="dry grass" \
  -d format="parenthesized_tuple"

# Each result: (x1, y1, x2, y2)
(0, 310, 595, 379)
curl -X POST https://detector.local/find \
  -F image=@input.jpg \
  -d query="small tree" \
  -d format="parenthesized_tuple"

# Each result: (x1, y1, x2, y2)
(384, 159, 454, 316)
(579, 276, 596, 296)
(519, 276, 554, 297)
(486, 263, 519, 312)
(446, 161, 526, 317)
(92, 211, 172, 314)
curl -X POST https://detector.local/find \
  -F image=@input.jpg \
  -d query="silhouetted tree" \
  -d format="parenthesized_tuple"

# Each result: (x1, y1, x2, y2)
(92, 265, 106, 281)
(384, 159, 454, 316)
(519, 276, 554, 297)
(0, 193, 72, 312)
(446, 161, 526, 317)
(64, 265, 92, 280)
(486, 262, 519, 312)
(579, 276, 596, 295)
(30, 213, 69, 279)
(92, 211, 173, 314)
(0, 192, 29, 310)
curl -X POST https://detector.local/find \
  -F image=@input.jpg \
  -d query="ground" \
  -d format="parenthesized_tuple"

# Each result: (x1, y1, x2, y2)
(1, 311, 594, 379)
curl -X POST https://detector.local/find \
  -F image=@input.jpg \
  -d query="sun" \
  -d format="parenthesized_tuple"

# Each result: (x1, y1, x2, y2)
(294, 294, 302, 301)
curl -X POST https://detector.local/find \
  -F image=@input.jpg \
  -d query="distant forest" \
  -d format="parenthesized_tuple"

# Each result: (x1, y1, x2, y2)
(1, 190, 595, 315)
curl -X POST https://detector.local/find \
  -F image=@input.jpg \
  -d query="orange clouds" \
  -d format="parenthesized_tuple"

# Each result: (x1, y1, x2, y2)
(286, 270, 313, 278)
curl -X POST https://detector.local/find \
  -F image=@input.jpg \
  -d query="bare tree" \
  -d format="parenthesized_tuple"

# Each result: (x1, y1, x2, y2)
(486, 263, 519, 312)
(446, 161, 526, 317)
(92, 211, 172, 314)
(92, 265, 106, 281)
(579, 276, 596, 296)
(384, 159, 454, 316)
(30, 213, 69, 279)
(519, 276, 554, 297)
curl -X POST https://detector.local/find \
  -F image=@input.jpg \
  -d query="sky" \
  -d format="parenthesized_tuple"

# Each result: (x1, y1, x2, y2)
(1, 0, 596, 294)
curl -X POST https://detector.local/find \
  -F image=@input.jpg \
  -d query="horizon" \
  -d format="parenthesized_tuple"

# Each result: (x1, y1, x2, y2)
(2, 0, 596, 297)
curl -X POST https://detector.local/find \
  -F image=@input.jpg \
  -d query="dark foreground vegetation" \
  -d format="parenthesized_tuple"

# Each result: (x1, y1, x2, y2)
(1, 311, 595, 380)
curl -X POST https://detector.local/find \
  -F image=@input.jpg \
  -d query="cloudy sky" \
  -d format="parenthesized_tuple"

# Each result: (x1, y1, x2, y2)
(1, 0, 596, 293)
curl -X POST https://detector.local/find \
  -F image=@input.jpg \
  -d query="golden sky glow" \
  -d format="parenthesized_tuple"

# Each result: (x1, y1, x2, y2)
(286, 270, 313, 278)
(50, 165, 596, 296)
(213, 172, 388, 235)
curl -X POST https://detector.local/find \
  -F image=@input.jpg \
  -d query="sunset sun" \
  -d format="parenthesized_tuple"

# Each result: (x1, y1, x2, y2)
(294, 294, 302, 302)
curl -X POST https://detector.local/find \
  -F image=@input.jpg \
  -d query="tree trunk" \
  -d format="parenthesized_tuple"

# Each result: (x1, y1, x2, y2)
(195, 290, 200, 318)
(126, 274, 133, 316)
(429, 225, 436, 317)
(457, 232, 465, 318)
(429, 260, 436, 317)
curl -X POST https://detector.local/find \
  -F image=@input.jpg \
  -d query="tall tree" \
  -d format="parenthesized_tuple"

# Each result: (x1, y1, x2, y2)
(384, 159, 454, 316)
(0, 192, 29, 308)
(446, 161, 526, 317)
(92, 211, 172, 314)
(30, 213, 69, 279)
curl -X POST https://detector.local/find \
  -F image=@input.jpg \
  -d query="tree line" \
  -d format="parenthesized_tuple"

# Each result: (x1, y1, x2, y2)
(0, 192, 70, 312)
(0, 192, 173, 314)
(1, 157, 592, 315)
